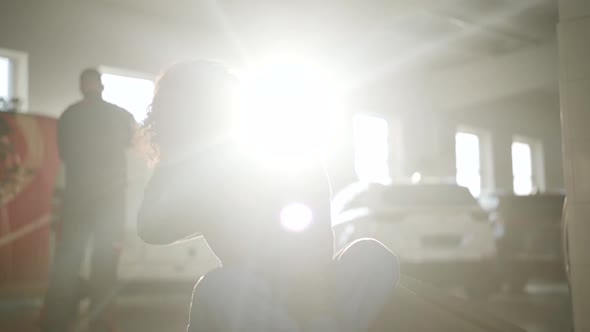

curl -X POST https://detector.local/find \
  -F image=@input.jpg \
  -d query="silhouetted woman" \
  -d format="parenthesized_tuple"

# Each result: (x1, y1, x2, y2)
(137, 60, 398, 332)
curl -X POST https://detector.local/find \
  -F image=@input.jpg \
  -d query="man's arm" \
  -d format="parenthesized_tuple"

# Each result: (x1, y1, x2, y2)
(56, 109, 71, 164)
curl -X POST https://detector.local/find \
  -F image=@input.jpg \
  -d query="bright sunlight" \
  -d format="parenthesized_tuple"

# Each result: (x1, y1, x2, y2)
(236, 53, 345, 170)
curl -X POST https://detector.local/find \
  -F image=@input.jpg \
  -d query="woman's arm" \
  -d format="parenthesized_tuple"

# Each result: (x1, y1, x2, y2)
(137, 158, 214, 245)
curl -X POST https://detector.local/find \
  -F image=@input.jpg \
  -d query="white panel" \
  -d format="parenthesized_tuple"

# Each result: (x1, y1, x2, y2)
(568, 203, 590, 266)
(570, 264, 590, 331)
(555, 3, 589, 332)
(560, 0, 590, 21)
(559, 18, 590, 82)
(562, 78, 590, 141)
(562, 142, 575, 201)
(571, 141, 590, 202)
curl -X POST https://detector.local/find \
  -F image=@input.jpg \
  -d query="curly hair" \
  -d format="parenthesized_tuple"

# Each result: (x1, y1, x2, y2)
(139, 60, 238, 164)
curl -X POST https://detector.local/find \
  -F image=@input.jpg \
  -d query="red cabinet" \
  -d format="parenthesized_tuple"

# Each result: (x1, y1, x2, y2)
(0, 113, 59, 294)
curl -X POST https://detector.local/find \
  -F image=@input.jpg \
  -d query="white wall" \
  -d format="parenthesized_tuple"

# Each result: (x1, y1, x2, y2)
(452, 92, 563, 193)
(558, 2, 590, 330)
(450, 90, 564, 192)
(378, 89, 563, 194)
(0, 0, 233, 117)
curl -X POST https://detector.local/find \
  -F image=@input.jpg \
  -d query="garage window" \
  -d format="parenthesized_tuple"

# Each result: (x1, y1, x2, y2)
(512, 141, 535, 195)
(0, 56, 11, 100)
(455, 131, 481, 197)
(101, 68, 154, 123)
(0, 49, 28, 111)
(353, 114, 391, 184)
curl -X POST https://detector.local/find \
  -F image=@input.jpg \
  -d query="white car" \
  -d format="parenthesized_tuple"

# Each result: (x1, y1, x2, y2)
(332, 182, 499, 296)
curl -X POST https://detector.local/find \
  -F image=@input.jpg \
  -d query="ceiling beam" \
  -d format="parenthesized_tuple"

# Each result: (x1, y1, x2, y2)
(378, 41, 557, 113)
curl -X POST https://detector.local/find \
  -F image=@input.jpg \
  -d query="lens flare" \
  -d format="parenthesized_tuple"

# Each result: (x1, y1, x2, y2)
(236, 53, 345, 170)
(280, 202, 313, 232)
(411, 172, 422, 184)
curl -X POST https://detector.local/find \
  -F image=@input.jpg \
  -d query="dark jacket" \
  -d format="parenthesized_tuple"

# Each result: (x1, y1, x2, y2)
(137, 143, 335, 273)
(58, 96, 135, 192)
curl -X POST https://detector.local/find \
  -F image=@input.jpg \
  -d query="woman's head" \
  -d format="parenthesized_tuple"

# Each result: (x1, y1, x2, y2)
(142, 60, 238, 162)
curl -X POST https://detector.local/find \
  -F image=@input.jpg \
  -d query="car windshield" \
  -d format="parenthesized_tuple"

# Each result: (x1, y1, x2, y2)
(382, 184, 477, 207)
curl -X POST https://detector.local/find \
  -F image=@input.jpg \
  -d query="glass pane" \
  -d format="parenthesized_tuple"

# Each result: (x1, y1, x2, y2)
(0, 57, 11, 100)
(512, 142, 532, 177)
(512, 141, 533, 195)
(455, 132, 481, 197)
(456, 172, 481, 197)
(102, 73, 154, 123)
(353, 114, 390, 184)
(455, 132, 480, 171)
(514, 176, 533, 196)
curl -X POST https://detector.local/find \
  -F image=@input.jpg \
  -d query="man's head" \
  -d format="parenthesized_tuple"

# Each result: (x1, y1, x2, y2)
(79, 68, 104, 98)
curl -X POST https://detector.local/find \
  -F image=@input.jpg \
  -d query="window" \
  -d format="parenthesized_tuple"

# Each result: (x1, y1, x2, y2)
(101, 69, 154, 123)
(0, 48, 27, 110)
(455, 132, 481, 197)
(353, 114, 390, 184)
(512, 137, 545, 195)
(0, 56, 11, 100)
(512, 141, 533, 195)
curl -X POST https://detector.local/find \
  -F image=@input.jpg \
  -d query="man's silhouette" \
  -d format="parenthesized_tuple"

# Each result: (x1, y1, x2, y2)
(42, 68, 135, 332)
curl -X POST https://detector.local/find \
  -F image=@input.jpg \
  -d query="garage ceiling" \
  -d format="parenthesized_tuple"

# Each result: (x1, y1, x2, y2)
(99, 0, 558, 112)
(100, 0, 556, 71)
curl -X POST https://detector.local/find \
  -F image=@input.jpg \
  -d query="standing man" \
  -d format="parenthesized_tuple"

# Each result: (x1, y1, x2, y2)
(42, 68, 135, 332)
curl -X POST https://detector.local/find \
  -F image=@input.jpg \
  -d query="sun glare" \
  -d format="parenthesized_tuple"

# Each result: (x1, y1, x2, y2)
(236, 53, 344, 170)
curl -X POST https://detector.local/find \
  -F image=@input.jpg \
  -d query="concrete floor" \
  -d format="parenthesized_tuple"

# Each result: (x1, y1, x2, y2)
(478, 284, 572, 332)
(0, 282, 572, 332)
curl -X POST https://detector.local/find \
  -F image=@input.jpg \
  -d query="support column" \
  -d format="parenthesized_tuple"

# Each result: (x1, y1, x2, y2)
(558, 1, 590, 330)
(400, 112, 456, 180)
(544, 137, 565, 192)
(435, 121, 459, 180)
(491, 133, 513, 194)
(388, 114, 405, 182)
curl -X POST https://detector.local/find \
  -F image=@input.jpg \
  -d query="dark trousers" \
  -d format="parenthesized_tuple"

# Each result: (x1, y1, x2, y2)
(42, 187, 125, 332)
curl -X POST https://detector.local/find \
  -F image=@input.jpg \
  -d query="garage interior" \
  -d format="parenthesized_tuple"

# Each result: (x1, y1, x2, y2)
(0, 0, 588, 331)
